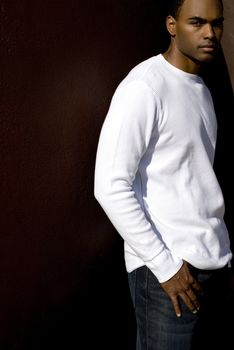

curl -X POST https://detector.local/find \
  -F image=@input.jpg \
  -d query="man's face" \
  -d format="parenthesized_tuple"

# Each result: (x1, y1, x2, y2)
(173, 0, 224, 63)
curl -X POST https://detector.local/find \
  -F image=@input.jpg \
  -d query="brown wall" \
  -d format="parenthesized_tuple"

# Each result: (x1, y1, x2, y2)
(0, 1, 233, 349)
(223, 0, 234, 89)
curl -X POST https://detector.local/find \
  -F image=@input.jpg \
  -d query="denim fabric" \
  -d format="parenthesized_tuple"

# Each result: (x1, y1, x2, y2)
(128, 265, 231, 350)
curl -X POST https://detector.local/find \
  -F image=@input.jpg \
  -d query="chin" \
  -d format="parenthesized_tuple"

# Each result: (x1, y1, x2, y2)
(198, 50, 219, 63)
(199, 55, 216, 63)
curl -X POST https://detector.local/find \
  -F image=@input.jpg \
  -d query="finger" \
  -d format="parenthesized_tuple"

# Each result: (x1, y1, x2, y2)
(170, 295, 182, 318)
(186, 289, 200, 311)
(180, 292, 199, 314)
(192, 280, 203, 293)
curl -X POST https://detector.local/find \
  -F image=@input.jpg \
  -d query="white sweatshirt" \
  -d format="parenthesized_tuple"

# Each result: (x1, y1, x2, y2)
(94, 54, 232, 283)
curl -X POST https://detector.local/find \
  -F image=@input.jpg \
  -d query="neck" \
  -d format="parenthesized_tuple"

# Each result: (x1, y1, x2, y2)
(163, 44, 201, 75)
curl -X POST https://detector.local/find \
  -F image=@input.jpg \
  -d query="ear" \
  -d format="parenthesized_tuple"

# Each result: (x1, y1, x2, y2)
(166, 15, 177, 37)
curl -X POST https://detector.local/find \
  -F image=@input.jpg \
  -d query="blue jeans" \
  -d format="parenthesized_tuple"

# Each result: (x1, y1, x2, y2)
(128, 265, 232, 350)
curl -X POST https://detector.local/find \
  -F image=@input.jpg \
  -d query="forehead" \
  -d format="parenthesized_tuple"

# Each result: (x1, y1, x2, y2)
(179, 0, 223, 19)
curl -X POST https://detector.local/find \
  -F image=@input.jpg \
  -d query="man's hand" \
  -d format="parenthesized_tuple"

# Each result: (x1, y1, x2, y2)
(160, 261, 203, 317)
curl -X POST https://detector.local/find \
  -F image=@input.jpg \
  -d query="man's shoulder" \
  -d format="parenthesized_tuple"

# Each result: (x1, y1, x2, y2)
(126, 54, 164, 81)
(117, 54, 167, 95)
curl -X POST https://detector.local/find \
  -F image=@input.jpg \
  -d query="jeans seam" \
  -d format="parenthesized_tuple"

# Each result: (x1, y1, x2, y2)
(145, 267, 149, 350)
(135, 269, 140, 349)
(133, 270, 136, 308)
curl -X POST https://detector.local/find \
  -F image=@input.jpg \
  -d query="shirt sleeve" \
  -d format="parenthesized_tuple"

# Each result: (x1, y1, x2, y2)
(94, 80, 183, 282)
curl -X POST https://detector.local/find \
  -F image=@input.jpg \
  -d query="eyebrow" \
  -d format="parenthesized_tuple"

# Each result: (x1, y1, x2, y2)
(188, 16, 224, 24)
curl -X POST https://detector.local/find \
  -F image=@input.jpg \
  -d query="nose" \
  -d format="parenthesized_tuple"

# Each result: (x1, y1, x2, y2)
(203, 23, 215, 40)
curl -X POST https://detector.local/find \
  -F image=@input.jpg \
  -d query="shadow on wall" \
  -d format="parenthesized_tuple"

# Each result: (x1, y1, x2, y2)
(0, 1, 233, 349)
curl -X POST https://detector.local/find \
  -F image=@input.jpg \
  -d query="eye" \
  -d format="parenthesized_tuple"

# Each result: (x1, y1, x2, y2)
(212, 19, 224, 28)
(190, 20, 203, 27)
(192, 22, 202, 27)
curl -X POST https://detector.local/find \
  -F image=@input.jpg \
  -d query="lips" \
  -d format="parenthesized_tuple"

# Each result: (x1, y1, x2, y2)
(200, 45, 216, 49)
(199, 44, 217, 51)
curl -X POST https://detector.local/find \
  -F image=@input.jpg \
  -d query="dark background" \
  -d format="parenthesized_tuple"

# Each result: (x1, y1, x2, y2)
(1, 1, 233, 349)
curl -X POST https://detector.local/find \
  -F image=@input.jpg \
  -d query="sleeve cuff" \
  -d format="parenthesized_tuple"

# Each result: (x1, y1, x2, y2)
(146, 249, 183, 283)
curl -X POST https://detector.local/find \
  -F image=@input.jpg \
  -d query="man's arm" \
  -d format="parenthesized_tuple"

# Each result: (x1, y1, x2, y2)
(94, 80, 183, 283)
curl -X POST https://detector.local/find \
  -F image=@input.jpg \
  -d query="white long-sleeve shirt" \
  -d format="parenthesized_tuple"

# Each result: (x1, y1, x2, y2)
(94, 54, 232, 283)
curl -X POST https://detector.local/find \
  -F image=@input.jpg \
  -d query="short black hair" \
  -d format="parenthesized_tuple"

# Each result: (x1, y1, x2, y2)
(166, 0, 223, 19)
(166, 0, 185, 19)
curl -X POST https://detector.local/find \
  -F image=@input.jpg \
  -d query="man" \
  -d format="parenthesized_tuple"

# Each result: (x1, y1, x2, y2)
(94, 0, 233, 348)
